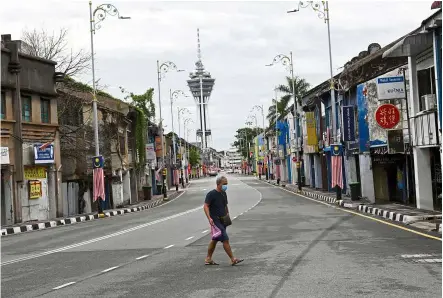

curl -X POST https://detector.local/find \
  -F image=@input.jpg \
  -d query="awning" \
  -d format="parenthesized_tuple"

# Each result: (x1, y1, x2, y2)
(382, 32, 434, 58)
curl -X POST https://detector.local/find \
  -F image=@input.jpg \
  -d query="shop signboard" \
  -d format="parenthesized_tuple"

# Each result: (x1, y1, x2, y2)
(1, 147, 10, 164)
(375, 104, 401, 129)
(387, 129, 405, 154)
(34, 143, 54, 164)
(24, 166, 46, 180)
(376, 76, 405, 100)
(29, 180, 42, 199)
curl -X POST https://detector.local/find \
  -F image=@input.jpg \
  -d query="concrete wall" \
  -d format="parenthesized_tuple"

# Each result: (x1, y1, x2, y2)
(314, 155, 322, 189)
(21, 175, 49, 222)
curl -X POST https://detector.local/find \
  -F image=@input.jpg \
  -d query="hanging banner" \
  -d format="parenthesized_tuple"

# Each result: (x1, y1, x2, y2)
(342, 106, 355, 142)
(387, 129, 405, 154)
(305, 112, 317, 146)
(155, 136, 163, 157)
(145, 143, 156, 160)
(357, 84, 370, 152)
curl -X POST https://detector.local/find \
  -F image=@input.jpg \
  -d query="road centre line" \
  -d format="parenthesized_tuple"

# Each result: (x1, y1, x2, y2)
(136, 255, 149, 260)
(53, 282, 76, 290)
(1, 203, 201, 267)
(185, 236, 194, 240)
(269, 182, 442, 242)
(202, 230, 209, 233)
(164, 245, 174, 249)
(102, 266, 119, 273)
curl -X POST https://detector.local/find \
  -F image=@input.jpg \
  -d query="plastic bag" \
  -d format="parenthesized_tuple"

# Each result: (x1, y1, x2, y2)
(211, 224, 222, 240)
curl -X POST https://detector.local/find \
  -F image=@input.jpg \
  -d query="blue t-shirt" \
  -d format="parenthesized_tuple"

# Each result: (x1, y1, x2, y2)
(205, 189, 227, 219)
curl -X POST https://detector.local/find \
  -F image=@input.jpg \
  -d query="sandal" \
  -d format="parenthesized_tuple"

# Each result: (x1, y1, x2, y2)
(231, 258, 244, 266)
(205, 260, 219, 265)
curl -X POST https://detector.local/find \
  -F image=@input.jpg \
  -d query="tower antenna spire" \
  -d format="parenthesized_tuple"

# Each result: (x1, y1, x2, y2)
(197, 28, 202, 62)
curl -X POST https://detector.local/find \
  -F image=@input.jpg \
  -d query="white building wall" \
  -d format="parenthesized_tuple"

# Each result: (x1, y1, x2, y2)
(359, 154, 375, 203)
(313, 155, 322, 189)
(303, 153, 311, 187)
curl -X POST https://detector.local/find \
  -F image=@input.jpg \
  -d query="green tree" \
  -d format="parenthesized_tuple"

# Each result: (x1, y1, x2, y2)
(189, 147, 201, 167)
(120, 87, 156, 121)
(267, 76, 310, 127)
(233, 127, 263, 159)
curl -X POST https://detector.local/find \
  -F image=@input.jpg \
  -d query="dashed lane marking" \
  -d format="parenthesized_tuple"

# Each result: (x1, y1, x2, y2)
(135, 255, 149, 260)
(102, 266, 119, 273)
(401, 254, 437, 258)
(185, 236, 194, 241)
(164, 245, 174, 249)
(53, 282, 76, 290)
(202, 230, 208, 234)
(414, 259, 442, 263)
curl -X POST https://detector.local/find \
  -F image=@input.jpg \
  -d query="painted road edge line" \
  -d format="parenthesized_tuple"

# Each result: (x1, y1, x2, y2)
(101, 266, 119, 273)
(272, 182, 442, 242)
(53, 282, 76, 290)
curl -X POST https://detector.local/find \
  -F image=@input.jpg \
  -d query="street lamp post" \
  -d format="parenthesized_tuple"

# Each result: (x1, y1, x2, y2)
(178, 107, 191, 184)
(274, 87, 280, 184)
(169, 90, 187, 190)
(267, 52, 302, 190)
(252, 104, 266, 179)
(288, 1, 338, 196)
(248, 114, 259, 177)
(89, 2, 129, 213)
(184, 119, 194, 184)
(157, 61, 184, 199)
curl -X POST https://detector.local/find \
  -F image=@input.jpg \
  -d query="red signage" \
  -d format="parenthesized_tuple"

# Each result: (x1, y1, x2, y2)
(375, 104, 400, 129)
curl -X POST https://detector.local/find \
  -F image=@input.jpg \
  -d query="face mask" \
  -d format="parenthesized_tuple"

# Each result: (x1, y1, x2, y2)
(221, 185, 228, 192)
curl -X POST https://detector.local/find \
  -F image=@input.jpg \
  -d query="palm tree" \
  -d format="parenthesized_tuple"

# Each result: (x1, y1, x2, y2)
(267, 76, 310, 128)
(267, 76, 310, 125)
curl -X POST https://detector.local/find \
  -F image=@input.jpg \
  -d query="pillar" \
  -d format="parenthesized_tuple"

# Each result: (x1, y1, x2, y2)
(48, 164, 57, 219)
(359, 154, 375, 203)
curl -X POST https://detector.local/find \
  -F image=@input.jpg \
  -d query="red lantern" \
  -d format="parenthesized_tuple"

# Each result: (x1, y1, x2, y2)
(375, 104, 400, 129)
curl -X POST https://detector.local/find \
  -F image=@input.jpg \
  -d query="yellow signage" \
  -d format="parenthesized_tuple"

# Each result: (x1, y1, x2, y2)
(306, 112, 318, 146)
(29, 181, 42, 199)
(24, 167, 46, 180)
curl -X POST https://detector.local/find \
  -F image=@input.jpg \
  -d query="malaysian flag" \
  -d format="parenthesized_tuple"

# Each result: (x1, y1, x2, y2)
(93, 168, 105, 202)
(331, 145, 343, 189)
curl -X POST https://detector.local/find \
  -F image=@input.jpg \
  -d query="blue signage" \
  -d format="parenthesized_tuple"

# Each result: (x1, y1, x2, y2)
(357, 84, 370, 152)
(342, 106, 355, 142)
(377, 76, 404, 84)
(34, 144, 55, 164)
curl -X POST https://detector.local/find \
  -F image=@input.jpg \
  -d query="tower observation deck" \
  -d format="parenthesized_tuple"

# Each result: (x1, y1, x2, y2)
(186, 28, 215, 149)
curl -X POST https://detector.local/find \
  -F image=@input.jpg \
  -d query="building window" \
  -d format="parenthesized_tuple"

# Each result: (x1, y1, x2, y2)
(1, 92, 5, 120)
(119, 135, 126, 154)
(417, 66, 436, 111)
(41, 98, 50, 123)
(22, 96, 32, 122)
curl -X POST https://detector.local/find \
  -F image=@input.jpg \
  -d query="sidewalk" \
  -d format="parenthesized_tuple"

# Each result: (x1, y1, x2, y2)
(1, 187, 186, 237)
(260, 178, 442, 234)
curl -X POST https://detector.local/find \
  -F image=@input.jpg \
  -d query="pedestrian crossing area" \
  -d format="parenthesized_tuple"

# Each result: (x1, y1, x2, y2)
(400, 254, 442, 264)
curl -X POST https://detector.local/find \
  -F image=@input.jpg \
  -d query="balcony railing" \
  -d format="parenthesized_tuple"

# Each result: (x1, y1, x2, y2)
(411, 109, 440, 147)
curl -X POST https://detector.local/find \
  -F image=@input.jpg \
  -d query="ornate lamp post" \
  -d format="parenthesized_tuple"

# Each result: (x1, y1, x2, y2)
(183, 118, 194, 184)
(288, 1, 337, 194)
(89, 2, 129, 213)
(169, 90, 188, 190)
(252, 104, 267, 179)
(157, 61, 184, 198)
(267, 53, 301, 189)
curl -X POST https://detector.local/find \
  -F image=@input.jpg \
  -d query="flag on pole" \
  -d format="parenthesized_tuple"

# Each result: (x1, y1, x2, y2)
(93, 168, 105, 202)
(331, 145, 343, 189)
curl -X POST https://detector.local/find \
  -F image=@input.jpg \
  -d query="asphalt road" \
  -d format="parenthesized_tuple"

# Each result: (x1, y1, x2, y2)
(1, 175, 441, 298)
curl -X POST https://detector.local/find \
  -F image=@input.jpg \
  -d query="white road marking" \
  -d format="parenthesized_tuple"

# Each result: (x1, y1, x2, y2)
(164, 245, 174, 249)
(1, 203, 199, 267)
(136, 255, 149, 260)
(202, 230, 209, 233)
(53, 282, 76, 290)
(414, 259, 442, 263)
(401, 254, 435, 258)
(185, 236, 194, 240)
(102, 266, 119, 273)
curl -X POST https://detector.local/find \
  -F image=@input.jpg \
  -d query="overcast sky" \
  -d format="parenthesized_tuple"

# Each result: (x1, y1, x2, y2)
(1, 1, 435, 150)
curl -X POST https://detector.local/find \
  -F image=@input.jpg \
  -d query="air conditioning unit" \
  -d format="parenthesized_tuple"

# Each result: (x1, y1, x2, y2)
(421, 94, 436, 111)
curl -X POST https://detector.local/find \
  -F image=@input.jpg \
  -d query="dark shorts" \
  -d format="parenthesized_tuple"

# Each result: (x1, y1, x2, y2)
(212, 219, 229, 242)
